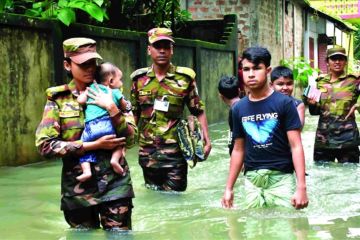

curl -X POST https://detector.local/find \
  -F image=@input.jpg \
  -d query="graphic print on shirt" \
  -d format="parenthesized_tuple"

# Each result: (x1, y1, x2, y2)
(242, 112, 279, 148)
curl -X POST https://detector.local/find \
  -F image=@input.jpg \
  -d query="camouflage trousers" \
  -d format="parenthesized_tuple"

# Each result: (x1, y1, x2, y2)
(63, 198, 133, 230)
(142, 164, 188, 192)
(314, 147, 360, 163)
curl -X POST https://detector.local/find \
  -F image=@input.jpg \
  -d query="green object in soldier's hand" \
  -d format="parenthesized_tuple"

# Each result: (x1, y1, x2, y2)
(177, 115, 205, 168)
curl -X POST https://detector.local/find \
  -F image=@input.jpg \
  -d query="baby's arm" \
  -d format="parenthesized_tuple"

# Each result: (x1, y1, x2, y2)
(77, 89, 88, 105)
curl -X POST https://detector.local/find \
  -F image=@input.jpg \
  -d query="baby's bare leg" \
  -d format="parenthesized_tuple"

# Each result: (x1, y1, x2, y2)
(111, 146, 125, 175)
(76, 162, 92, 182)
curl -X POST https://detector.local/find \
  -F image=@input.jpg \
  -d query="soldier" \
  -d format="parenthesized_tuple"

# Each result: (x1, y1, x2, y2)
(35, 38, 137, 230)
(130, 28, 212, 192)
(306, 46, 360, 163)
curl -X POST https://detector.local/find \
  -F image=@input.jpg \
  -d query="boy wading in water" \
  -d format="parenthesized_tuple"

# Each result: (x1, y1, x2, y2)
(221, 47, 308, 209)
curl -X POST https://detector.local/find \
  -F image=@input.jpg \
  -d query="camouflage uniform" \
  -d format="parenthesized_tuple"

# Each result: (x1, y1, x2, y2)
(309, 72, 360, 163)
(36, 79, 136, 228)
(130, 64, 205, 190)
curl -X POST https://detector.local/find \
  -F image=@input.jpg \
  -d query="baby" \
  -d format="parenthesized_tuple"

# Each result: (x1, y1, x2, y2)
(77, 62, 129, 182)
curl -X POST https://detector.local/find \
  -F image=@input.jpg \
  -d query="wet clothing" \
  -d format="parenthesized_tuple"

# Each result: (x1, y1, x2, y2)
(35, 80, 136, 215)
(309, 73, 360, 163)
(142, 164, 188, 191)
(232, 91, 301, 173)
(314, 147, 360, 163)
(130, 64, 205, 191)
(244, 169, 295, 208)
(63, 198, 133, 229)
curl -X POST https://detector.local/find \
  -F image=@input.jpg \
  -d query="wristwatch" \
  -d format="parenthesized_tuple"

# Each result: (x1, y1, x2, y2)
(123, 100, 132, 113)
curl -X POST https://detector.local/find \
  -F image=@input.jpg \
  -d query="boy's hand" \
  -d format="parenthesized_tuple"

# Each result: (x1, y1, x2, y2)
(306, 96, 317, 105)
(291, 188, 308, 209)
(204, 139, 212, 159)
(344, 104, 358, 120)
(221, 189, 234, 209)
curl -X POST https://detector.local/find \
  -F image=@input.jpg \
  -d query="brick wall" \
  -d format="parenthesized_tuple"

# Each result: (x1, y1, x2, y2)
(184, 0, 303, 66)
(184, 0, 251, 54)
(318, 42, 328, 73)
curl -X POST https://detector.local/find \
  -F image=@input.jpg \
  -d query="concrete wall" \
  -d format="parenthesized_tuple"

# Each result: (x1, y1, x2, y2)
(0, 13, 237, 166)
(0, 24, 56, 166)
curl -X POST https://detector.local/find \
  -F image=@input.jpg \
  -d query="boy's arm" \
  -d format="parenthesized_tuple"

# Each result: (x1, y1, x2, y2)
(196, 112, 212, 159)
(221, 138, 245, 209)
(297, 103, 305, 127)
(287, 129, 309, 209)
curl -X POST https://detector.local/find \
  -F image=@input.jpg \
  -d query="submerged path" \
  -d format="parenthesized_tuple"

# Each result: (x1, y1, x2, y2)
(0, 113, 359, 239)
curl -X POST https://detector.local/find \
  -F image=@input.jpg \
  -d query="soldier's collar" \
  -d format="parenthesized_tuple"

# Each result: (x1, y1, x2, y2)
(147, 64, 176, 78)
(68, 79, 80, 96)
(338, 72, 347, 79)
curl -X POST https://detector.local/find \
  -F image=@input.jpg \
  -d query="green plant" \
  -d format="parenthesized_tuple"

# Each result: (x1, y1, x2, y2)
(0, 0, 191, 31)
(280, 57, 319, 88)
(1, 0, 108, 26)
(127, 0, 191, 30)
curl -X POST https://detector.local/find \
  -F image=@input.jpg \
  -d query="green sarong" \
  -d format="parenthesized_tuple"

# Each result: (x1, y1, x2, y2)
(244, 169, 295, 209)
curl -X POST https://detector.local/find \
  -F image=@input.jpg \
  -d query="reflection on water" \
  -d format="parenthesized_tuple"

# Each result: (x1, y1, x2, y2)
(0, 113, 359, 239)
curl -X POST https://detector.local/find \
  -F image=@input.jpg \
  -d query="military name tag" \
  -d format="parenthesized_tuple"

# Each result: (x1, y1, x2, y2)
(154, 99, 169, 112)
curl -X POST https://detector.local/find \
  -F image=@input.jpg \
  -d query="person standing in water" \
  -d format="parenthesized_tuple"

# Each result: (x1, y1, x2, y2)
(306, 46, 360, 163)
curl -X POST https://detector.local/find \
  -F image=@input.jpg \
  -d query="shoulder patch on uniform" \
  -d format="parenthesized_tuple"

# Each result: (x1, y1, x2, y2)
(45, 84, 70, 99)
(348, 73, 360, 78)
(316, 74, 328, 81)
(130, 67, 148, 80)
(176, 67, 196, 79)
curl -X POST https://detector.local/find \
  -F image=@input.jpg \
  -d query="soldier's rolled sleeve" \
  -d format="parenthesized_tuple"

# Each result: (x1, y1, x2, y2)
(309, 103, 321, 115)
(186, 79, 205, 116)
(130, 82, 140, 119)
(356, 80, 360, 112)
(35, 100, 83, 158)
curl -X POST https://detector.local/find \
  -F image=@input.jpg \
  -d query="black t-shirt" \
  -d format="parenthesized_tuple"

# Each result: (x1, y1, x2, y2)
(228, 107, 234, 155)
(232, 91, 301, 173)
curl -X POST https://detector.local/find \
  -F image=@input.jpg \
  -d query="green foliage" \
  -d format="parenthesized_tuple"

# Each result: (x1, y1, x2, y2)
(354, 26, 360, 60)
(280, 57, 319, 88)
(142, 0, 191, 29)
(0, 0, 192, 31)
(1, 0, 108, 26)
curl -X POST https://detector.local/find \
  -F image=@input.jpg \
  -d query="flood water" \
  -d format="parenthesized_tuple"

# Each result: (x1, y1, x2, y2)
(0, 113, 359, 240)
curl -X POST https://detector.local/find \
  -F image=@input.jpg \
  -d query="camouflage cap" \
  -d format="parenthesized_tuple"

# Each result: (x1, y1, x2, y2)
(148, 28, 175, 44)
(327, 46, 347, 58)
(63, 37, 102, 64)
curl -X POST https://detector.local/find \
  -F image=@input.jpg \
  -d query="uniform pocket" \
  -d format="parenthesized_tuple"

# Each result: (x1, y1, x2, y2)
(59, 102, 84, 139)
(164, 95, 184, 119)
(139, 92, 154, 118)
